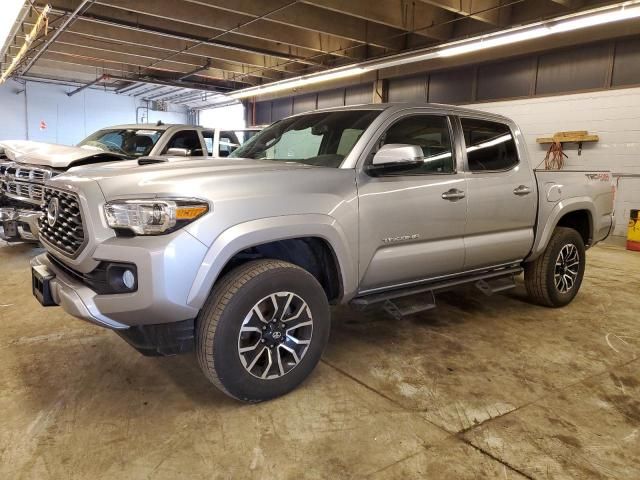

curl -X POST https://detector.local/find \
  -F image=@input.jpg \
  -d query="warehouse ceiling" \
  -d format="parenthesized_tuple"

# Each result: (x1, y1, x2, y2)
(0, 0, 630, 107)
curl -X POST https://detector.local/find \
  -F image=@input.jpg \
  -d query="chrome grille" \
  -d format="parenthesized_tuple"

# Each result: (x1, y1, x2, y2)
(1, 163, 53, 204)
(3, 181, 45, 203)
(39, 188, 86, 257)
(8, 165, 52, 182)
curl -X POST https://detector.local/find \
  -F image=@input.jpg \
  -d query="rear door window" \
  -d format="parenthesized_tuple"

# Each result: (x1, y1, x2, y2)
(461, 118, 518, 172)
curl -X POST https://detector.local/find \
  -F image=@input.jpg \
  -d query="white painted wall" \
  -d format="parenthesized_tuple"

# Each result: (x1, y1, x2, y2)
(0, 79, 27, 139)
(469, 87, 640, 236)
(0, 80, 190, 145)
(199, 103, 245, 129)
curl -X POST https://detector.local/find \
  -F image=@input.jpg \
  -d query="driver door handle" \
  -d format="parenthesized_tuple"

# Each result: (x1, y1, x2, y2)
(513, 185, 532, 196)
(441, 188, 466, 201)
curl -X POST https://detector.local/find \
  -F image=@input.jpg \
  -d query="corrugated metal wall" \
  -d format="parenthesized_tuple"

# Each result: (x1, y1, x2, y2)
(251, 35, 640, 126)
(252, 83, 374, 124)
(386, 37, 639, 106)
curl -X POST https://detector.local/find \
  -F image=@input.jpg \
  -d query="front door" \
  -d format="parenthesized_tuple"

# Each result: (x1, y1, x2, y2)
(357, 112, 468, 293)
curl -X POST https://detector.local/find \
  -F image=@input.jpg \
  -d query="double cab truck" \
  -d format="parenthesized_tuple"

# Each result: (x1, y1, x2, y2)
(29, 104, 614, 402)
(0, 124, 259, 241)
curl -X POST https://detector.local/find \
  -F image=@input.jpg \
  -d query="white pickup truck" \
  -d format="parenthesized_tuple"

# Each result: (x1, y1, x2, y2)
(0, 123, 260, 241)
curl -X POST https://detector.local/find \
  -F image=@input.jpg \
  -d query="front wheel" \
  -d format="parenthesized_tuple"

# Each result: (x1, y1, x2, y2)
(196, 259, 330, 402)
(524, 227, 586, 307)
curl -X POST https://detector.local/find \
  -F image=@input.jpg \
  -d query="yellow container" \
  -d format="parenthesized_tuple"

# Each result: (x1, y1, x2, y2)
(628, 209, 640, 252)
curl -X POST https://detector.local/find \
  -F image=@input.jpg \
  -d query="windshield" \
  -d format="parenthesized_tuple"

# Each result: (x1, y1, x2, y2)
(78, 128, 163, 157)
(230, 110, 381, 167)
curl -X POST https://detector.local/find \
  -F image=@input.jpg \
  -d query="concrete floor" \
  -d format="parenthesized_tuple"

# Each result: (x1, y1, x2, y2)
(1, 241, 639, 479)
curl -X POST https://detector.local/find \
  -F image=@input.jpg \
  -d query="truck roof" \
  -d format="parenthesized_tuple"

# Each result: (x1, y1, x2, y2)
(101, 124, 193, 131)
(93, 124, 264, 132)
(292, 102, 512, 123)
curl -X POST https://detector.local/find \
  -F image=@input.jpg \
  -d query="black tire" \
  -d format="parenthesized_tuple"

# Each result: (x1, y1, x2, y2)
(524, 227, 586, 308)
(196, 259, 330, 402)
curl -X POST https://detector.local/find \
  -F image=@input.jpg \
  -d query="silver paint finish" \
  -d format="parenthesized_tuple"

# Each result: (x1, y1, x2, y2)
(35, 103, 614, 329)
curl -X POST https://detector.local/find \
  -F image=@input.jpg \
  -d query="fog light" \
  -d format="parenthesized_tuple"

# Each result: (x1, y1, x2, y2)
(105, 263, 138, 293)
(122, 270, 135, 290)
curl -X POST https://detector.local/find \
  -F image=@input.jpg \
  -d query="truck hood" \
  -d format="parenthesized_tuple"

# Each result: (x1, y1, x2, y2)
(50, 157, 317, 200)
(0, 140, 124, 169)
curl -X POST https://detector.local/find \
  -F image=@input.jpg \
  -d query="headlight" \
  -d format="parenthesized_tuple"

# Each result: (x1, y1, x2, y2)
(104, 198, 209, 235)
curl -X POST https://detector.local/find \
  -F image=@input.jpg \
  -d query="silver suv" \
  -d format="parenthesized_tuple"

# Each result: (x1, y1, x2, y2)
(30, 104, 614, 402)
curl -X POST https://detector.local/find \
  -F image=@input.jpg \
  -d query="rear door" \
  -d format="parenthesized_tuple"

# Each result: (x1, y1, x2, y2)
(357, 110, 467, 293)
(457, 116, 537, 269)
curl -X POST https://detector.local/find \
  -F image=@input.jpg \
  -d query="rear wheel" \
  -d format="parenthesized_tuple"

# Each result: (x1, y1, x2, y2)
(524, 227, 586, 307)
(196, 259, 330, 402)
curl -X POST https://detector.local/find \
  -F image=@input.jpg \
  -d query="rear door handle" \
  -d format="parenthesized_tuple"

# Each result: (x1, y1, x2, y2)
(441, 188, 466, 201)
(513, 185, 532, 196)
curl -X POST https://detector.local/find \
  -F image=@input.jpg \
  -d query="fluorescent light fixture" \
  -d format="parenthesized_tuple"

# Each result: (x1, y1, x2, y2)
(228, 0, 640, 99)
(1, 3, 50, 85)
(438, 27, 551, 57)
(440, 3, 640, 58)
(230, 67, 365, 99)
(0, 0, 25, 53)
(550, 4, 640, 33)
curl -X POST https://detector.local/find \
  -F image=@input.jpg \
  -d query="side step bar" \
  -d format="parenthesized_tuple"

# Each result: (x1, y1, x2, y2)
(350, 266, 522, 319)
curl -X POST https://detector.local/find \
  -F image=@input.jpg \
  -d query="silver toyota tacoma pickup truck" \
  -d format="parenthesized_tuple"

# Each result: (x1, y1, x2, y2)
(0, 124, 259, 242)
(30, 104, 614, 402)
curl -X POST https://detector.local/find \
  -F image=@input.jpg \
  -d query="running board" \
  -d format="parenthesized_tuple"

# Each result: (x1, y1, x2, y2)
(475, 276, 518, 296)
(351, 266, 522, 318)
(383, 291, 436, 320)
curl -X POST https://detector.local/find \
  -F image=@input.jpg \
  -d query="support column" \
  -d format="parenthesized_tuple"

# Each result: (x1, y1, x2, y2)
(372, 78, 387, 104)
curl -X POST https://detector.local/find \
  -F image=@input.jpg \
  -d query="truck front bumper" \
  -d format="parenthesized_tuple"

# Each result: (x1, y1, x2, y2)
(31, 253, 129, 329)
(30, 230, 207, 329)
(0, 207, 41, 242)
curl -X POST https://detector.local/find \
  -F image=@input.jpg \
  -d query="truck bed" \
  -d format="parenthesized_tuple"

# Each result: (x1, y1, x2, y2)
(531, 169, 614, 257)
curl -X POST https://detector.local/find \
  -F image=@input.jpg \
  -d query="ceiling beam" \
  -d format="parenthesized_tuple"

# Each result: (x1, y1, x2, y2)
(45, 0, 324, 67)
(93, 0, 363, 59)
(17, 50, 239, 91)
(548, 0, 585, 7)
(23, 60, 225, 94)
(11, 42, 258, 85)
(416, 0, 512, 26)
(144, 88, 185, 100)
(28, 10, 315, 76)
(131, 85, 174, 98)
(301, 0, 455, 41)
(185, 0, 405, 51)
(18, 27, 280, 82)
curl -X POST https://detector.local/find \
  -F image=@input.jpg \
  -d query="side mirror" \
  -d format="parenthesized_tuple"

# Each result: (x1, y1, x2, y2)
(166, 148, 190, 157)
(370, 144, 424, 169)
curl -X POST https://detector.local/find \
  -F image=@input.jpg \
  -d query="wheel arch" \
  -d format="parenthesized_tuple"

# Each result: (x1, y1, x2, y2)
(528, 198, 595, 261)
(187, 215, 357, 309)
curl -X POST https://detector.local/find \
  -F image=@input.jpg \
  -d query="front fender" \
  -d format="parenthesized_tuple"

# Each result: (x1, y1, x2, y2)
(186, 214, 357, 309)
(528, 197, 595, 261)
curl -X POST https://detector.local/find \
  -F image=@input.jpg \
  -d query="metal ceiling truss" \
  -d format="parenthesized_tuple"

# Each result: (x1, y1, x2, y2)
(2, 0, 622, 107)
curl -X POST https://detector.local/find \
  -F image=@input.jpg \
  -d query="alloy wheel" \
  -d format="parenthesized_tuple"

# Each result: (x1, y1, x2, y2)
(237, 292, 313, 379)
(554, 243, 580, 293)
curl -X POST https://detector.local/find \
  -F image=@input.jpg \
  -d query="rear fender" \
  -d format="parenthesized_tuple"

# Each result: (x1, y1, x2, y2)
(528, 197, 595, 261)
